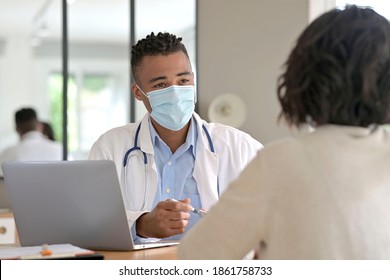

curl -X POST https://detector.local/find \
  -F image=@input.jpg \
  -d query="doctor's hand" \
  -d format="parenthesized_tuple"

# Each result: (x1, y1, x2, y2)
(135, 198, 193, 238)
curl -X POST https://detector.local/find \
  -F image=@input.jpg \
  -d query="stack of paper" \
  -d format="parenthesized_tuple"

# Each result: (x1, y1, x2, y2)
(0, 243, 102, 259)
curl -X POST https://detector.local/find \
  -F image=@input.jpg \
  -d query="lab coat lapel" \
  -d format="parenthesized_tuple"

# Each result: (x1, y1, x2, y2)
(193, 150, 219, 210)
(193, 113, 219, 210)
(137, 114, 158, 208)
(139, 114, 154, 155)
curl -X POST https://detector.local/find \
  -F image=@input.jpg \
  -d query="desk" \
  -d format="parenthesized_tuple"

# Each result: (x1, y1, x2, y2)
(97, 246, 177, 260)
(0, 211, 177, 260)
(0, 244, 178, 260)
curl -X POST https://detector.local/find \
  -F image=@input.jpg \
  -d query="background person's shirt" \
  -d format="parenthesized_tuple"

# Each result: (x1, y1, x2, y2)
(0, 131, 62, 176)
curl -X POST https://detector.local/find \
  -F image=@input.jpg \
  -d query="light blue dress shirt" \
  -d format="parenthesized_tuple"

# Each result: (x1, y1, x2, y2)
(150, 117, 202, 240)
(133, 117, 202, 241)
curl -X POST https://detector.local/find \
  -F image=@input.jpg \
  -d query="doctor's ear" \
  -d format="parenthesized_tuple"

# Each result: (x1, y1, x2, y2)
(132, 83, 144, 101)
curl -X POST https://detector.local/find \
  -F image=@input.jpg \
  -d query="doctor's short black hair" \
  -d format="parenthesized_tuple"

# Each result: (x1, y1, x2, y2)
(277, 5, 390, 128)
(131, 32, 189, 83)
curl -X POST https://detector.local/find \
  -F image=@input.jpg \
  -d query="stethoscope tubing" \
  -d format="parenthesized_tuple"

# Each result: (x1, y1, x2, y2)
(122, 121, 219, 210)
(123, 122, 215, 168)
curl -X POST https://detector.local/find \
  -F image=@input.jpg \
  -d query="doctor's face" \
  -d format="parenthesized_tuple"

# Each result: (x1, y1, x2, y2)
(132, 51, 194, 113)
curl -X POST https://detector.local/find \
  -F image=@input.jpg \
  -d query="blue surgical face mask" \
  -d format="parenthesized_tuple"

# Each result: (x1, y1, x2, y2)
(137, 85, 195, 131)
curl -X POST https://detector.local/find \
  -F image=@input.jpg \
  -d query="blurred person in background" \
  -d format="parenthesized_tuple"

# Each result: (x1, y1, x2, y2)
(0, 107, 62, 176)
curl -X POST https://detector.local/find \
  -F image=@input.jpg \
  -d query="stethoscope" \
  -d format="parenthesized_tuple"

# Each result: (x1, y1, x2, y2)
(122, 122, 217, 210)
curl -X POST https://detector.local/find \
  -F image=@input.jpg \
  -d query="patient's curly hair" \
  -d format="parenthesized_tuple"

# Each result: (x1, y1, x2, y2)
(131, 32, 189, 82)
(277, 5, 390, 127)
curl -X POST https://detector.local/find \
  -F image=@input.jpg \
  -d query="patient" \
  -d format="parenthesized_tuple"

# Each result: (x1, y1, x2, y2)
(178, 5, 390, 259)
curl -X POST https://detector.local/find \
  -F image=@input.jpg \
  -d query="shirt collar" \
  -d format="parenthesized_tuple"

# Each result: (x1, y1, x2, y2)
(149, 117, 197, 157)
(21, 131, 45, 141)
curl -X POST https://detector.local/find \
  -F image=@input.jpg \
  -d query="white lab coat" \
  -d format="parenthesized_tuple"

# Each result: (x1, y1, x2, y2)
(88, 112, 262, 227)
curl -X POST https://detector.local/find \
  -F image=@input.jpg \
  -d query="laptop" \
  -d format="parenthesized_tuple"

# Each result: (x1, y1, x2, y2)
(1, 160, 179, 251)
(0, 176, 12, 211)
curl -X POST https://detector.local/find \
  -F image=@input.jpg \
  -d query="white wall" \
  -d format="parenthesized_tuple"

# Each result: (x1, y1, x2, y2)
(197, 0, 310, 144)
(309, 0, 335, 22)
(0, 35, 40, 149)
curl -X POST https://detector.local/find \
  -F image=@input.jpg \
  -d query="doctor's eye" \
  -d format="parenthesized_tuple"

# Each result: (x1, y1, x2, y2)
(178, 78, 190, 85)
(153, 82, 166, 89)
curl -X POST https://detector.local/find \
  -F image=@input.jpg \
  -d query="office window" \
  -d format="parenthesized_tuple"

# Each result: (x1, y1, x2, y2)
(47, 72, 75, 144)
(48, 71, 127, 160)
(78, 73, 126, 158)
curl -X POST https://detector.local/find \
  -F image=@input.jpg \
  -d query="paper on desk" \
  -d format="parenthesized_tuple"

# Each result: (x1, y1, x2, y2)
(0, 243, 94, 259)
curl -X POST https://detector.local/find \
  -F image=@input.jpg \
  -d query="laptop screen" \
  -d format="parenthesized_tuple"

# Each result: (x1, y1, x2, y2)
(2, 160, 134, 250)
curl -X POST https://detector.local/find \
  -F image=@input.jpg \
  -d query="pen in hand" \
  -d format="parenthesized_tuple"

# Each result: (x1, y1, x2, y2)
(191, 207, 207, 217)
(170, 199, 207, 217)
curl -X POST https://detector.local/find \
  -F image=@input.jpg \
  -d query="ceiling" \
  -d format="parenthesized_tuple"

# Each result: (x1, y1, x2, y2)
(0, 0, 195, 45)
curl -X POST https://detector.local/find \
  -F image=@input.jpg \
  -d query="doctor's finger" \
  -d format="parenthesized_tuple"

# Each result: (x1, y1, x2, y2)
(179, 198, 190, 204)
(153, 205, 190, 222)
(167, 219, 190, 230)
(165, 200, 192, 212)
(167, 210, 190, 221)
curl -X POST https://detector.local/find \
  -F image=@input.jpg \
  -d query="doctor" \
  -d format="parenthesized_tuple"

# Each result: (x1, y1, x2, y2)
(89, 32, 262, 241)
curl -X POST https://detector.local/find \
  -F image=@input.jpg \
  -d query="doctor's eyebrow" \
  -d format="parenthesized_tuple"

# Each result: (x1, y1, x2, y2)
(177, 71, 192, 77)
(148, 76, 167, 84)
(147, 71, 192, 84)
